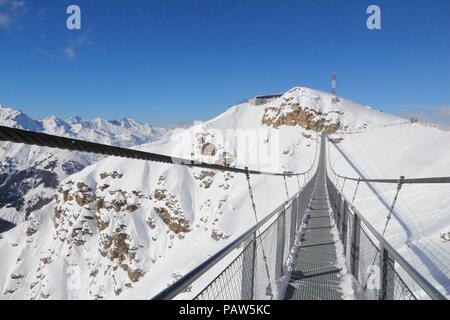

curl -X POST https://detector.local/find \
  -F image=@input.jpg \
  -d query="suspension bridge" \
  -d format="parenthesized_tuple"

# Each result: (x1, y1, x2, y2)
(0, 125, 448, 300)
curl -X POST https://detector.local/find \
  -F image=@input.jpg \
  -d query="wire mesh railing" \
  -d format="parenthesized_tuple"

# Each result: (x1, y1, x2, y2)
(326, 174, 445, 300)
(195, 174, 317, 300)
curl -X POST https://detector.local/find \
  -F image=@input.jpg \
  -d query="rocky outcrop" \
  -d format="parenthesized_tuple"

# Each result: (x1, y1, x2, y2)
(261, 94, 343, 133)
(99, 231, 144, 283)
(100, 171, 124, 180)
(302, 132, 312, 139)
(194, 170, 216, 189)
(262, 105, 342, 133)
(215, 152, 233, 167)
(202, 143, 217, 156)
(441, 232, 450, 243)
(194, 132, 235, 166)
(151, 176, 191, 234)
(211, 229, 230, 241)
(328, 137, 344, 144)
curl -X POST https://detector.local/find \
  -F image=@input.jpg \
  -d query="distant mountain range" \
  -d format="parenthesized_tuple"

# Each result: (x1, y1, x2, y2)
(0, 105, 171, 230)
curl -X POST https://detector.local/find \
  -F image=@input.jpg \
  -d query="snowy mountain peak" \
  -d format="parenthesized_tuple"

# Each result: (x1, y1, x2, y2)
(66, 116, 83, 125)
(41, 116, 71, 135)
(0, 106, 43, 132)
(1, 106, 166, 147)
(259, 86, 403, 133)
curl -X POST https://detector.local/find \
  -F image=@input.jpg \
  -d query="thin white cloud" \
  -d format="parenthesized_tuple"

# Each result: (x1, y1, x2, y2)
(0, 12, 11, 28)
(0, 0, 26, 29)
(11, 0, 25, 10)
(33, 47, 56, 59)
(0, 0, 25, 9)
(62, 47, 76, 61)
(397, 104, 450, 126)
(438, 106, 450, 118)
(62, 31, 94, 61)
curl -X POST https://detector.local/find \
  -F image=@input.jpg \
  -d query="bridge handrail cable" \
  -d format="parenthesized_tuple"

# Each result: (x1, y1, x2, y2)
(0, 125, 315, 177)
(326, 136, 450, 184)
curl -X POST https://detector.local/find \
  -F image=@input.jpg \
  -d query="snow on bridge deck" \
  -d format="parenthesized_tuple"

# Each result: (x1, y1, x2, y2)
(285, 141, 343, 300)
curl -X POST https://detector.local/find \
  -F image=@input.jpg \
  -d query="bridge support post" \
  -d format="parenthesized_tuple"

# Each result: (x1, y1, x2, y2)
(341, 201, 348, 256)
(290, 197, 297, 248)
(241, 233, 257, 300)
(336, 194, 342, 231)
(380, 247, 395, 300)
(300, 189, 306, 224)
(350, 215, 361, 279)
(275, 209, 286, 279)
(334, 183, 339, 210)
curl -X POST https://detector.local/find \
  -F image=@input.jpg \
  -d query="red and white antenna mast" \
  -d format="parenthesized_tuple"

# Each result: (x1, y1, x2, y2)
(332, 72, 337, 96)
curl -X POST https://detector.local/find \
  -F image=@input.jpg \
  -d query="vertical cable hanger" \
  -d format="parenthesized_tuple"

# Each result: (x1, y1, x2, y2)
(379, 176, 405, 238)
(283, 176, 290, 200)
(351, 178, 361, 204)
(364, 176, 405, 291)
(340, 177, 347, 193)
(244, 167, 273, 298)
(245, 167, 258, 223)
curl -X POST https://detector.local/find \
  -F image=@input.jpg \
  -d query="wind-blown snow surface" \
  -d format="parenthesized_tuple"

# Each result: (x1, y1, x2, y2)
(328, 124, 450, 298)
(0, 106, 166, 227)
(0, 87, 429, 300)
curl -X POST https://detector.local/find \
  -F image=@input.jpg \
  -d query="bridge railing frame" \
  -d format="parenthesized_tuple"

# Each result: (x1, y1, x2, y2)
(326, 174, 447, 300)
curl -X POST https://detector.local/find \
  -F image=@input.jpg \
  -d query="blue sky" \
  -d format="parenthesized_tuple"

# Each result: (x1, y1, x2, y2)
(0, 0, 449, 126)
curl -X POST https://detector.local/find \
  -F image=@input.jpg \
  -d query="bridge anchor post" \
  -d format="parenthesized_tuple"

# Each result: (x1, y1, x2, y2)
(380, 247, 395, 300)
(241, 233, 257, 300)
(341, 201, 348, 256)
(275, 208, 286, 279)
(350, 215, 361, 279)
(290, 197, 298, 248)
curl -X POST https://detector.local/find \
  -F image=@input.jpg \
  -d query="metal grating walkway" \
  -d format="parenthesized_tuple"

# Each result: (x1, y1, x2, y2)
(284, 155, 343, 300)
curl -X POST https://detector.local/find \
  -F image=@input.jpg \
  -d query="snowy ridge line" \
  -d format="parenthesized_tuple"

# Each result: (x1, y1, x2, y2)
(327, 136, 450, 184)
(0, 125, 314, 177)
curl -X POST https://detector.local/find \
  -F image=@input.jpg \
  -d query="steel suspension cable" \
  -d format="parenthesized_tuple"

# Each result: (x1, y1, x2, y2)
(0, 125, 316, 178)
(327, 135, 450, 185)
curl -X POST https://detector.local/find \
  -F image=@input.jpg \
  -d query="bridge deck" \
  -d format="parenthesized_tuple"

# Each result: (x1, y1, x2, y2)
(284, 159, 343, 300)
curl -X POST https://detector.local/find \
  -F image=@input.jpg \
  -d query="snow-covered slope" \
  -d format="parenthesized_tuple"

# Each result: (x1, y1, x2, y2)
(0, 106, 166, 229)
(0, 87, 414, 300)
(328, 124, 450, 298)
